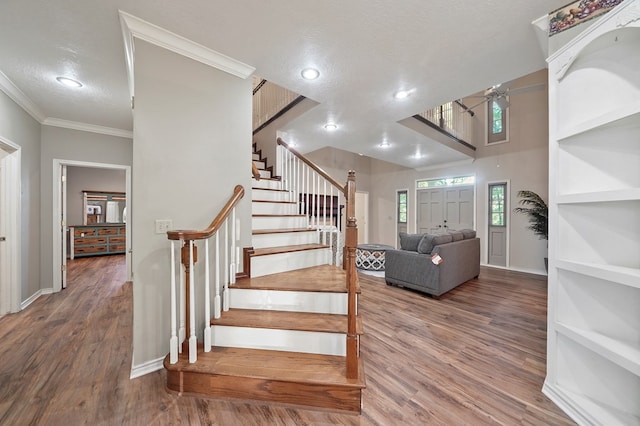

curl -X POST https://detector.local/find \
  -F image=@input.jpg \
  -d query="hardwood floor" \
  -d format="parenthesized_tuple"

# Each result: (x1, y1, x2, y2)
(0, 255, 574, 425)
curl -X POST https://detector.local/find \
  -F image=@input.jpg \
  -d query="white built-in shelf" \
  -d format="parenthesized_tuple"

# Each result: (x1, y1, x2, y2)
(557, 189, 640, 204)
(556, 322, 640, 376)
(556, 259, 640, 289)
(557, 105, 640, 142)
(553, 385, 640, 426)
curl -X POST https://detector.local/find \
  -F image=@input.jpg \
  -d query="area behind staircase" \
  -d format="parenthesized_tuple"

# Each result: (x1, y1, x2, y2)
(164, 142, 365, 412)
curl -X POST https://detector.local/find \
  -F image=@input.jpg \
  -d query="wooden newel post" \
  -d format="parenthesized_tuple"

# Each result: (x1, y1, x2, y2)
(345, 170, 359, 379)
(181, 241, 197, 353)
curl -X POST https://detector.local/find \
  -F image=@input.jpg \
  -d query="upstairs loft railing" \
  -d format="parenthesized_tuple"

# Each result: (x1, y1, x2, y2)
(252, 78, 305, 134)
(166, 185, 245, 364)
(276, 137, 359, 379)
(414, 100, 476, 149)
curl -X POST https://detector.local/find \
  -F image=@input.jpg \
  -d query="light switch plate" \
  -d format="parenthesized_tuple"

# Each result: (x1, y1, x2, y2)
(155, 219, 172, 234)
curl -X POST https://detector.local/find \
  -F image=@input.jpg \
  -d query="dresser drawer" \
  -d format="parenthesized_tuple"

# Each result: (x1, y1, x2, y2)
(110, 236, 126, 244)
(74, 228, 96, 237)
(75, 245, 107, 255)
(74, 237, 107, 245)
(110, 244, 126, 252)
(97, 227, 119, 235)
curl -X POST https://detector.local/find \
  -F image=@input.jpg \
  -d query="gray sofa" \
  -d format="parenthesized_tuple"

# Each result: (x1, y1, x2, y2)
(385, 230, 480, 297)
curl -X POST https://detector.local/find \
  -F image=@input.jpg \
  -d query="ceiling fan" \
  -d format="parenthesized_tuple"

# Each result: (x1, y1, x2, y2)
(465, 80, 546, 111)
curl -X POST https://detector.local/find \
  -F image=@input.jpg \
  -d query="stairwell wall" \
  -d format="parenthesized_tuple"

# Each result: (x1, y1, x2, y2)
(131, 40, 252, 372)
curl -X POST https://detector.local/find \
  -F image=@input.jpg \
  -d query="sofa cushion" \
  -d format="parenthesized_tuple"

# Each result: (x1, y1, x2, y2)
(461, 229, 476, 239)
(450, 231, 464, 241)
(399, 232, 423, 251)
(417, 233, 454, 254)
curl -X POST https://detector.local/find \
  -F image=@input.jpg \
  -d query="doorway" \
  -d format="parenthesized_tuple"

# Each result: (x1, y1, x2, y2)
(487, 181, 509, 267)
(355, 191, 369, 245)
(0, 138, 20, 315)
(52, 159, 132, 292)
(396, 189, 408, 247)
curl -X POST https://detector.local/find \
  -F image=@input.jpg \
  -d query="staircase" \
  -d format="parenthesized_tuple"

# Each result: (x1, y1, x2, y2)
(163, 142, 365, 412)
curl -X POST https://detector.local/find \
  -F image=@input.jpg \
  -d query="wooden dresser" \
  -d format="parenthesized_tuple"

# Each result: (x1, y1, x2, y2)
(69, 224, 126, 258)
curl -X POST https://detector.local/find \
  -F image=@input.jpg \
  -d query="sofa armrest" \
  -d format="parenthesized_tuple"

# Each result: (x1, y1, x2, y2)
(431, 237, 480, 295)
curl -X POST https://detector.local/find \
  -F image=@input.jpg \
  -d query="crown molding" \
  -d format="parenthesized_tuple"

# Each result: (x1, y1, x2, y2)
(42, 117, 133, 139)
(119, 11, 255, 96)
(0, 70, 46, 122)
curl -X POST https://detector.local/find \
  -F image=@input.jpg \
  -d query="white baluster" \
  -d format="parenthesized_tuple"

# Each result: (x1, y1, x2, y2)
(188, 240, 197, 363)
(223, 218, 229, 311)
(230, 208, 237, 285)
(179, 246, 185, 352)
(330, 185, 335, 265)
(169, 241, 178, 363)
(204, 239, 211, 352)
(214, 232, 221, 319)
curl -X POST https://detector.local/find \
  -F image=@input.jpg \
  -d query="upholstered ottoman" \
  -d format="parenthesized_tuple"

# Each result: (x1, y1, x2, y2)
(355, 244, 394, 270)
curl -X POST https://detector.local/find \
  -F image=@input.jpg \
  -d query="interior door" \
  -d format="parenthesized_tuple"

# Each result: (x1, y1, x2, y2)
(355, 192, 368, 244)
(417, 189, 444, 233)
(61, 165, 68, 289)
(444, 186, 474, 231)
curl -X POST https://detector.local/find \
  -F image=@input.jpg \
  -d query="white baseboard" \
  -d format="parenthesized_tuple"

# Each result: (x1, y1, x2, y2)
(130, 356, 165, 379)
(480, 263, 547, 277)
(20, 287, 54, 310)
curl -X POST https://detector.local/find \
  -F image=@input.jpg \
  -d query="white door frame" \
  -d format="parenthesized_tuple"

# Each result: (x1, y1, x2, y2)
(414, 175, 477, 234)
(0, 136, 21, 314)
(52, 159, 132, 292)
(486, 179, 510, 267)
(395, 188, 409, 248)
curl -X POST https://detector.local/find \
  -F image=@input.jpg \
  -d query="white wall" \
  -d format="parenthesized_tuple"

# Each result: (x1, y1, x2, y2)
(131, 40, 252, 370)
(40, 126, 133, 289)
(0, 90, 41, 303)
(66, 167, 126, 226)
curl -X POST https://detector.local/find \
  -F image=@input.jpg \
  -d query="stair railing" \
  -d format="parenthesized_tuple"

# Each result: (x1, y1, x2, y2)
(276, 137, 359, 379)
(166, 185, 245, 364)
(415, 100, 475, 144)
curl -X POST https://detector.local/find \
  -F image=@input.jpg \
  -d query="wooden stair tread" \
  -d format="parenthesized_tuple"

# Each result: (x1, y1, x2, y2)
(211, 309, 363, 335)
(253, 227, 315, 235)
(165, 346, 365, 388)
(234, 265, 359, 293)
(252, 243, 328, 256)
(251, 187, 288, 193)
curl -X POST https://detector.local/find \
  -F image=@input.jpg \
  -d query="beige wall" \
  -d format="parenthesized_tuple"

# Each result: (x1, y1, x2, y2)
(0, 90, 42, 303)
(132, 40, 252, 370)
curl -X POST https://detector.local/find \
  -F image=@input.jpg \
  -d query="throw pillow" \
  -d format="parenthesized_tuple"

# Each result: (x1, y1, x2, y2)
(399, 232, 423, 251)
(417, 233, 454, 254)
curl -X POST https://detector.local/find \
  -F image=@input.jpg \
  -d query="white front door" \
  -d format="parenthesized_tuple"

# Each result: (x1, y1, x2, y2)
(417, 189, 444, 233)
(444, 186, 474, 231)
(418, 186, 474, 234)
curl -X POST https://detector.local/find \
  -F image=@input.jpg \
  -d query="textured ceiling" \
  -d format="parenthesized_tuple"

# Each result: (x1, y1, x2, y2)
(0, 0, 565, 168)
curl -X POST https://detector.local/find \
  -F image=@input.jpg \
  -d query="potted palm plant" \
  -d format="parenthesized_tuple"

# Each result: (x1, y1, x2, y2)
(513, 190, 548, 271)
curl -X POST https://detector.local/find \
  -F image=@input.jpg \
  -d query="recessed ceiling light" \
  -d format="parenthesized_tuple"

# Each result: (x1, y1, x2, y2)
(324, 123, 338, 131)
(301, 68, 320, 80)
(56, 76, 83, 88)
(393, 89, 414, 100)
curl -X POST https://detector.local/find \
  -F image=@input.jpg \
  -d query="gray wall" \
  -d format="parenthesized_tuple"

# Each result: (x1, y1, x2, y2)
(66, 167, 126, 226)
(132, 40, 252, 369)
(0, 91, 42, 303)
(40, 126, 133, 289)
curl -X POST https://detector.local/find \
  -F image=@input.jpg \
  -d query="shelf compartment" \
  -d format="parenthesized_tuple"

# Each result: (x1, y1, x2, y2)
(556, 28, 640, 138)
(555, 335, 640, 423)
(556, 259, 640, 289)
(558, 200, 640, 269)
(557, 105, 640, 141)
(556, 113, 640, 195)
(556, 322, 640, 376)
(557, 188, 640, 205)
(556, 268, 639, 352)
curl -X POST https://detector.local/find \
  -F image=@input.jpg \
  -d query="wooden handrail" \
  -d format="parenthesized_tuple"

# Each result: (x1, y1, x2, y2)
(277, 137, 346, 195)
(251, 162, 261, 180)
(167, 185, 245, 241)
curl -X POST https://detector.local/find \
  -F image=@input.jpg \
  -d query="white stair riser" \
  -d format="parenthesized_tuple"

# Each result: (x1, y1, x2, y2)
(252, 179, 282, 190)
(228, 288, 348, 314)
(252, 215, 307, 230)
(253, 160, 266, 169)
(252, 231, 318, 249)
(252, 189, 290, 202)
(259, 169, 271, 179)
(212, 326, 345, 356)
(251, 248, 330, 277)
(252, 202, 298, 215)
(252, 153, 260, 161)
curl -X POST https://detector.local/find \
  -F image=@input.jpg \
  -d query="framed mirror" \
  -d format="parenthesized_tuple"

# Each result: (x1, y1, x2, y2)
(83, 191, 126, 225)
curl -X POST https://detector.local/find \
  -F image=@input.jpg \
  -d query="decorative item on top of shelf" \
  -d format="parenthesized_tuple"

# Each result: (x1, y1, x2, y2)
(549, 0, 625, 36)
(514, 190, 549, 270)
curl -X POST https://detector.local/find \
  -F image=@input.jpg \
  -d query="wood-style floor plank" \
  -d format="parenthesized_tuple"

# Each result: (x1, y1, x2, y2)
(0, 256, 574, 425)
